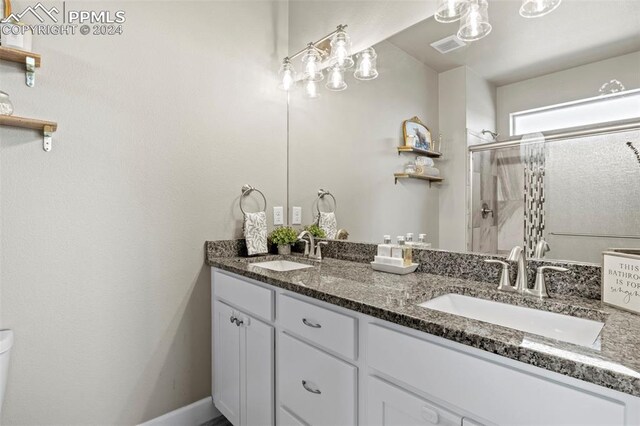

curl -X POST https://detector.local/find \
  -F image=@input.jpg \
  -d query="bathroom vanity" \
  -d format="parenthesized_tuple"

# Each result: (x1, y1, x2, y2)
(208, 252, 640, 426)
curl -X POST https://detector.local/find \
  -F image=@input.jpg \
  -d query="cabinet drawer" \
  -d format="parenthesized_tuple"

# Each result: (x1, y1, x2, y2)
(279, 333, 357, 425)
(368, 324, 625, 426)
(213, 270, 273, 321)
(279, 406, 307, 426)
(279, 294, 357, 359)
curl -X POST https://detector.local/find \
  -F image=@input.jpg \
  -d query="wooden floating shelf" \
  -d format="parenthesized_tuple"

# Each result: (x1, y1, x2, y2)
(0, 115, 58, 152)
(397, 146, 442, 158)
(0, 115, 57, 131)
(0, 46, 41, 67)
(394, 173, 444, 186)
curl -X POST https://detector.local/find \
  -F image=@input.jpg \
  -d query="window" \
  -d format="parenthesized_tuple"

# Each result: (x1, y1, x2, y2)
(510, 88, 640, 136)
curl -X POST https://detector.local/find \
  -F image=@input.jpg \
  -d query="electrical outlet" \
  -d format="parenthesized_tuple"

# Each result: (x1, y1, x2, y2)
(273, 206, 284, 225)
(292, 206, 302, 225)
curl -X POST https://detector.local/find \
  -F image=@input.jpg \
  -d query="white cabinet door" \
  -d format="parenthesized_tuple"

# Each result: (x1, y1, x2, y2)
(214, 301, 241, 426)
(242, 313, 274, 426)
(368, 376, 464, 426)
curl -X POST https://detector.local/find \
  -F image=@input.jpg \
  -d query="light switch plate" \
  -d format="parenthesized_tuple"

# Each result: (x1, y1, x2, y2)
(292, 206, 302, 225)
(273, 206, 284, 225)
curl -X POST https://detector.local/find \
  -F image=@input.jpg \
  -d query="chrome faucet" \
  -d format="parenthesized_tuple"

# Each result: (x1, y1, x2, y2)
(297, 230, 315, 257)
(507, 246, 528, 293)
(533, 240, 550, 258)
(296, 231, 327, 261)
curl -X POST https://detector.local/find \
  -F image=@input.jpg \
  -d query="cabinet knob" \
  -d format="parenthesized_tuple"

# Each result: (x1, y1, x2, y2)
(301, 380, 321, 394)
(302, 318, 322, 328)
(235, 318, 244, 326)
(229, 315, 236, 324)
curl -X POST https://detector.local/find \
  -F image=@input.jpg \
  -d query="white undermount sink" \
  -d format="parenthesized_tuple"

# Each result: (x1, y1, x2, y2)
(250, 260, 313, 272)
(419, 293, 604, 348)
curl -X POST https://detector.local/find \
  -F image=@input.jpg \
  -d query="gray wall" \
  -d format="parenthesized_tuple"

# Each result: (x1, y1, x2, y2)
(0, 1, 287, 424)
(438, 67, 497, 252)
(496, 51, 640, 137)
(288, 40, 440, 244)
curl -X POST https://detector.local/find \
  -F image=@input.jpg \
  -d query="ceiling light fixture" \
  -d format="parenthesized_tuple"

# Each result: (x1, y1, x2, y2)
(433, 0, 562, 44)
(457, 0, 492, 42)
(278, 24, 378, 96)
(519, 0, 562, 18)
(434, 0, 468, 23)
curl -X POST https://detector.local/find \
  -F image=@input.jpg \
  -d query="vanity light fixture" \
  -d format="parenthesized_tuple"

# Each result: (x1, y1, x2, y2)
(354, 47, 379, 80)
(278, 58, 296, 91)
(519, 0, 562, 18)
(301, 44, 325, 82)
(329, 27, 354, 69)
(434, 0, 468, 23)
(278, 24, 378, 95)
(326, 64, 348, 91)
(457, 0, 492, 42)
(304, 79, 320, 99)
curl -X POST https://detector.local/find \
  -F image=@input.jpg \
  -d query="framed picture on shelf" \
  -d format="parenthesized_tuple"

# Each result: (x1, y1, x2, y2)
(403, 116, 432, 150)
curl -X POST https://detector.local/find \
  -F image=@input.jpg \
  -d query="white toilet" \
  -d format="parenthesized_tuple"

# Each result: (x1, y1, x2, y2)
(0, 330, 13, 414)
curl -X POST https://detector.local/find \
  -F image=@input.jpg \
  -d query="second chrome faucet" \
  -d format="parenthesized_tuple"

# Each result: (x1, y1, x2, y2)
(297, 230, 328, 261)
(485, 246, 569, 299)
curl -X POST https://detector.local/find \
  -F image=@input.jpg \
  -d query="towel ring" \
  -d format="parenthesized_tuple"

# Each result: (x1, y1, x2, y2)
(316, 189, 336, 214)
(240, 184, 267, 215)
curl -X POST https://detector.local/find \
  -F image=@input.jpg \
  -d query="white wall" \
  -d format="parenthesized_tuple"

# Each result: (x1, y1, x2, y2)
(0, 1, 288, 424)
(288, 40, 440, 244)
(496, 51, 640, 136)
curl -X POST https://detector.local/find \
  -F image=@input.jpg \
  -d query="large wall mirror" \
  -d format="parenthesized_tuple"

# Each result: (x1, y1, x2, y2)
(286, 0, 640, 265)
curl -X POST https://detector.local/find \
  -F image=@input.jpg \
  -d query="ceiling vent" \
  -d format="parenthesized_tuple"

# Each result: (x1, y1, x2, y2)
(430, 35, 466, 54)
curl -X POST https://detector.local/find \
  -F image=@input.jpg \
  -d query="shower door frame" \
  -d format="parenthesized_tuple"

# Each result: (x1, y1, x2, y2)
(466, 118, 640, 255)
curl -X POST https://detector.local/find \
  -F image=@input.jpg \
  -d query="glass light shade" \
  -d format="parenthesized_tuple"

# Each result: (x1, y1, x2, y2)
(304, 78, 320, 99)
(457, 0, 492, 42)
(301, 48, 324, 82)
(278, 59, 296, 91)
(354, 47, 378, 81)
(329, 30, 354, 69)
(326, 65, 347, 91)
(519, 0, 562, 18)
(435, 0, 468, 23)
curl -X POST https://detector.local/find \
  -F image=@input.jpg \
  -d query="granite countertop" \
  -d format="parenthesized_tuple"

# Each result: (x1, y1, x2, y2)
(207, 254, 640, 397)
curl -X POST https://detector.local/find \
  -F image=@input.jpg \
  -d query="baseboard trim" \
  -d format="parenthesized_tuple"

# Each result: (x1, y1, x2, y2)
(138, 397, 221, 426)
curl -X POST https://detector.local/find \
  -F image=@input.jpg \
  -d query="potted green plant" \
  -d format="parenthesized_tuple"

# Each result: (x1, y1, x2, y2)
(268, 226, 298, 255)
(304, 224, 326, 239)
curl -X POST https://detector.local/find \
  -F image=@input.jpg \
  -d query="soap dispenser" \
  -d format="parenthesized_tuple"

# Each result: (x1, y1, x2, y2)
(377, 235, 393, 257)
(392, 236, 413, 266)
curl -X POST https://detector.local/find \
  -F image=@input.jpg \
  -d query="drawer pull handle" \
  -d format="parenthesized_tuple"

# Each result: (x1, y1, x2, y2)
(302, 318, 321, 328)
(230, 315, 236, 324)
(301, 380, 321, 394)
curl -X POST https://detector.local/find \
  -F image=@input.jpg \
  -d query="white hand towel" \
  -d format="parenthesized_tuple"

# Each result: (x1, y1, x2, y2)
(244, 211, 268, 255)
(318, 212, 337, 239)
